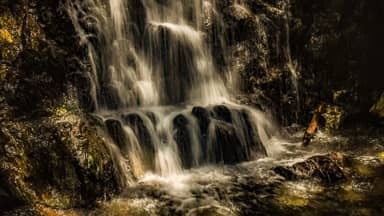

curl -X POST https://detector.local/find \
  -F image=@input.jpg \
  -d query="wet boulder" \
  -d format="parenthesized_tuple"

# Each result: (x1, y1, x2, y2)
(211, 105, 232, 123)
(209, 121, 246, 164)
(173, 114, 193, 168)
(192, 106, 211, 133)
(192, 106, 211, 160)
(122, 113, 156, 165)
(274, 152, 346, 184)
(105, 119, 127, 151)
(240, 110, 267, 158)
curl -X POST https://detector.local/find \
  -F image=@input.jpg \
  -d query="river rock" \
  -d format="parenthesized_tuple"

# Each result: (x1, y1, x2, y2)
(273, 152, 346, 184)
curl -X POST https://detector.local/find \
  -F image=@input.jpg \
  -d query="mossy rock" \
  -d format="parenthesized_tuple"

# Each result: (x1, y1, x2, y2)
(0, 114, 121, 209)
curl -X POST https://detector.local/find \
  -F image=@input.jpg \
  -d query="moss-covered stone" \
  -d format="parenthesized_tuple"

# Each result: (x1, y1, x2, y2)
(0, 0, 121, 211)
(1, 109, 120, 209)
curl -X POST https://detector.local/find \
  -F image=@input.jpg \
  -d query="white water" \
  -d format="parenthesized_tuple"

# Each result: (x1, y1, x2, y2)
(67, 0, 284, 183)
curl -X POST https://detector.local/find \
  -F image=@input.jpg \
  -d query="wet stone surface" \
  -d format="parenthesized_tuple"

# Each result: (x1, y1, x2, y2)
(19, 129, 377, 216)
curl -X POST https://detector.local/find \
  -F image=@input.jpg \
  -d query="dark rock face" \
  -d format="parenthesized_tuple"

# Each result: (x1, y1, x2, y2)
(213, 0, 384, 127)
(0, 0, 120, 210)
(0, 0, 79, 116)
(289, 0, 384, 127)
(1, 116, 120, 209)
(212, 0, 302, 125)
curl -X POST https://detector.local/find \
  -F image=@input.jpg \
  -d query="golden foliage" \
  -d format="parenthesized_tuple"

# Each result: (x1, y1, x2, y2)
(0, 28, 13, 43)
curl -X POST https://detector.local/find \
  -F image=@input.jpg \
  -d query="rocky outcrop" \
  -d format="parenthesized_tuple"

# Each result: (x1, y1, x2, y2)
(0, 111, 120, 210)
(0, 0, 121, 211)
(211, 0, 299, 124)
(289, 0, 384, 128)
(213, 0, 384, 128)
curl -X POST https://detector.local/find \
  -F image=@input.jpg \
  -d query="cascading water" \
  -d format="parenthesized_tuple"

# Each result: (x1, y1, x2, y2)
(68, 0, 280, 183)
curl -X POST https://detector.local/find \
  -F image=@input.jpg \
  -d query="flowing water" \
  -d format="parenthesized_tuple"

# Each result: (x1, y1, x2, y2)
(63, 1, 384, 215)
(67, 0, 282, 182)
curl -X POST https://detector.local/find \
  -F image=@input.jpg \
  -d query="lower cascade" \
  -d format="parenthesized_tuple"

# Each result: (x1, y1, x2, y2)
(68, 0, 278, 181)
(103, 105, 274, 177)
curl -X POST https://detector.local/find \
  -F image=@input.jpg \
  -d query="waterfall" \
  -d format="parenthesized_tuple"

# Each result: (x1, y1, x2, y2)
(67, 0, 280, 182)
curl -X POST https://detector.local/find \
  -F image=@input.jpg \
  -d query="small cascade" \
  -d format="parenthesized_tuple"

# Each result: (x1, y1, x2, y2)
(102, 105, 273, 177)
(67, 0, 281, 182)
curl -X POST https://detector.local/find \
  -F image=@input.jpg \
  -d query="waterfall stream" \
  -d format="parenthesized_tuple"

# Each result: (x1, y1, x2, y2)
(67, 0, 281, 183)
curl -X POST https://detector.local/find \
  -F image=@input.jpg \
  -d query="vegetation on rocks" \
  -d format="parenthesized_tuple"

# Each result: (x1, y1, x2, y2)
(0, 0, 120, 211)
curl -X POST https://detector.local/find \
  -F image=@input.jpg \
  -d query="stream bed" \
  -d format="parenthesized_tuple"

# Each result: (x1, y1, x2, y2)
(8, 128, 383, 216)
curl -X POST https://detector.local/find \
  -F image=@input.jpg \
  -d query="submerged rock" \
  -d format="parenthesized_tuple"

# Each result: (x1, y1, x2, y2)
(192, 106, 211, 134)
